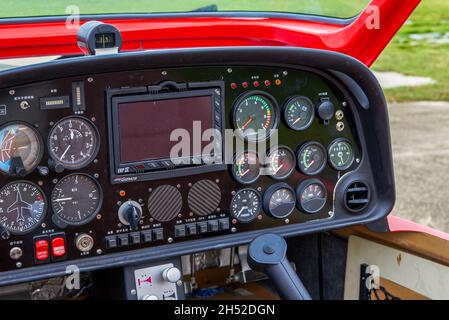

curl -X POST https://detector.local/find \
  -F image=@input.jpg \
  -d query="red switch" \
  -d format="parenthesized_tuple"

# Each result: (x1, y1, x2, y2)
(51, 236, 66, 258)
(34, 238, 49, 262)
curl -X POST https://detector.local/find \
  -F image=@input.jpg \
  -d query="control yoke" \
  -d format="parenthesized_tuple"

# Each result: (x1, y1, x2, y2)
(248, 234, 312, 300)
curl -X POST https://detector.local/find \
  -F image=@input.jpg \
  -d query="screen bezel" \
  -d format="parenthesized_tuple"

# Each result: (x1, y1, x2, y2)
(109, 84, 225, 184)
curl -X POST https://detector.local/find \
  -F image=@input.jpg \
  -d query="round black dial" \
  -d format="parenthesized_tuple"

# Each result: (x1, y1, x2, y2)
(263, 183, 296, 219)
(232, 151, 260, 185)
(297, 142, 327, 175)
(48, 117, 99, 170)
(266, 146, 296, 180)
(230, 188, 261, 223)
(233, 92, 278, 142)
(0, 181, 46, 235)
(296, 179, 327, 214)
(0, 123, 43, 175)
(51, 174, 102, 226)
(284, 96, 315, 131)
(328, 139, 355, 171)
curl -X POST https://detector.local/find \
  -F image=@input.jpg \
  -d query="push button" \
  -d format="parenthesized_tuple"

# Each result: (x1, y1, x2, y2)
(219, 218, 230, 231)
(106, 236, 118, 249)
(186, 223, 197, 236)
(154, 228, 164, 241)
(117, 234, 129, 247)
(141, 230, 152, 243)
(208, 220, 219, 232)
(175, 225, 186, 237)
(51, 234, 67, 259)
(197, 222, 208, 234)
(130, 232, 141, 245)
(34, 236, 50, 263)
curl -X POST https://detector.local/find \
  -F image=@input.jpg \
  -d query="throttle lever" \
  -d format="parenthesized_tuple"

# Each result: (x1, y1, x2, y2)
(247, 233, 312, 300)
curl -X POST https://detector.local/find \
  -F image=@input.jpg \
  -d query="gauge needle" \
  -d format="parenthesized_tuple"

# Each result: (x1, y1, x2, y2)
(54, 197, 73, 202)
(237, 207, 246, 217)
(275, 163, 284, 173)
(60, 145, 71, 160)
(240, 169, 250, 177)
(293, 117, 301, 125)
(305, 160, 315, 169)
(241, 116, 254, 130)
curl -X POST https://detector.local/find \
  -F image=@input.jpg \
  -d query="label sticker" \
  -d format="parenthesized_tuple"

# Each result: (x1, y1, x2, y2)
(0, 105, 6, 116)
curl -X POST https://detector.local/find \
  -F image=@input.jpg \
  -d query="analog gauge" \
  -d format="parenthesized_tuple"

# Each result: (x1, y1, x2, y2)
(297, 142, 327, 175)
(263, 183, 296, 219)
(230, 188, 262, 223)
(232, 151, 261, 185)
(266, 146, 296, 180)
(51, 174, 102, 226)
(48, 117, 99, 170)
(232, 92, 279, 142)
(328, 139, 355, 171)
(284, 96, 315, 131)
(0, 181, 46, 235)
(0, 123, 43, 176)
(296, 179, 327, 214)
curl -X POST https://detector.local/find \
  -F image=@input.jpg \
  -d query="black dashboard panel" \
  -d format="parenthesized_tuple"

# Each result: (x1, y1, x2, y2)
(0, 47, 394, 285)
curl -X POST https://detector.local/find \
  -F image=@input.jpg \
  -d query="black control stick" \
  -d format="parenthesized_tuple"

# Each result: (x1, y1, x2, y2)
(247, 234, 312, 300)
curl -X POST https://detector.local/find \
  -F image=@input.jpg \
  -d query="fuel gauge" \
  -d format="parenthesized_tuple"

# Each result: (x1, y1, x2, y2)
(232, 151, 261, 185)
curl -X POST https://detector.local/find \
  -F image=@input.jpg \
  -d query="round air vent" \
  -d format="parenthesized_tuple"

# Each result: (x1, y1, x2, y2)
(148, 185, 182, 222)
(345, 182, 370, 212)
(188, 180, 221, 216)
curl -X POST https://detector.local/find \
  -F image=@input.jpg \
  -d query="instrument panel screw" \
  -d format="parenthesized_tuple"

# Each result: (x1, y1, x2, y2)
(16, 262, 22, 268)
(227, 68, 233, 73)
(94, 173, 99, 178)
(168, 237, 173, 243)
(52, 179, 58, 184)
(188, 183, 192, 187)
(117, 201, 122, 206)
(41, 223, 46, 228)
(87, 77, 94, 83)
(96, 214, 102, 220)
(189, 212, 193, 217)
(257, 187, 262, 192)
(215, 179, 220, 183)
(148, 188, 152, 192)
(93, 159, 98, 164)
(231, 191, 236, 195)
(342, 101, 348, 107)
(91, 117, 96, 122)
(282, 70, 288, 76)
(231, 227, 236, 233)
(176, 280, 183, 287)
(178, 214, 182, 218)
(9, 90, 15, 95)
(138, 198, 143, 203)
(356, 158, 360, 164)
(149, 218, 154, 222)
(130, 289, 137, 295)
(96, 249, 102, 255)
(49, 121, 54, 126)
(285, 219, 290, 224)
(328, 211, 334, 217)
(161, 71, 167, 76)
(216, 208, 220, 212)
(176, 184, 181, 189)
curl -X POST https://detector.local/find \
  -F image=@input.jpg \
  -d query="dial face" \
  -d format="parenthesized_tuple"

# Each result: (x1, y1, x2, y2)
(296, 180, 327, 214)
(230, 189, 261, 223)
(48, 117, 99, 169)
(0, 181, 46, 234)
(232, 151, 260, 185)
(266, 146, 296, 180)
(0, 123, 43, 175)
(284, 96, 315, 131)
(51, 174, 102, 226)
(233, 93, 278, 141)
(297, 142, 327, 175)
(328, 139, 355, 171)
(263, 184, 296, 219)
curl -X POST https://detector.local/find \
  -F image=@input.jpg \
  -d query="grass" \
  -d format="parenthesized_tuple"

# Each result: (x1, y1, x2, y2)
(373, 0, 449, 102)
(0, 0, 369, 19)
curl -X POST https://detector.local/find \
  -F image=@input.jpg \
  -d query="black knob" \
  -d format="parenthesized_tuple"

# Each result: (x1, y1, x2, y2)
(48, 159, 64, 173)
(316, 100, 335, 121)
(118, 201, 142, 230)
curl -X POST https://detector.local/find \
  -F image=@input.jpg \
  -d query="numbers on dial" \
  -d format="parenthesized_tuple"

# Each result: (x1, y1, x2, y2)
(232, 151, 261, 185)
(48, 117, 99, 170)
(51, 174, 102, 226)
(328, 139, 355, 171)
(297, 142, 327, 176)
(284, 96, 315, 131)
(0, 123, 43, 175)
(233, 92, 279, 142)
(266, 146, 296, 180)
(296, 179, 327, 214)
(230, 188, 261, 223)
(0, 181, 46, 235)
(263, 184, 296, 219)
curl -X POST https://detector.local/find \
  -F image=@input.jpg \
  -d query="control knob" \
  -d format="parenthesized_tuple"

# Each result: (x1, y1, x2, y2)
(118, 200, 142, 230)
(162, 267, 182, 284)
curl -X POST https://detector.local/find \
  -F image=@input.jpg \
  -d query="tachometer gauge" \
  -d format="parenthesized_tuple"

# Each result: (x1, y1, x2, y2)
(51, 174, 102, 226)
(263, 183, 296, 219)
(232, 92, 279, 142)
(284, 96, 315, 131)
(230, 188, 261, 223)
(0, 123, 43, 176)
(328, 139, 355, 171)
(297, 142, 327, 175)
(266, 146, 296, 180)
(48, 117, 99, 170)
(0, 181, 46, 235)
(232, 151, 260, 185)
(296, 179, 327, 214)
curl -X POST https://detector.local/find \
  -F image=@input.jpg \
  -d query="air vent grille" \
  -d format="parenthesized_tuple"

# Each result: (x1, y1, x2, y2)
(345, 182, 370, 212)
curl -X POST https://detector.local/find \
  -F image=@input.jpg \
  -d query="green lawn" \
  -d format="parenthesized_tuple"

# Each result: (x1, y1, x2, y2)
(0, 0, 369, 19)
(373, 0, 449, 102)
